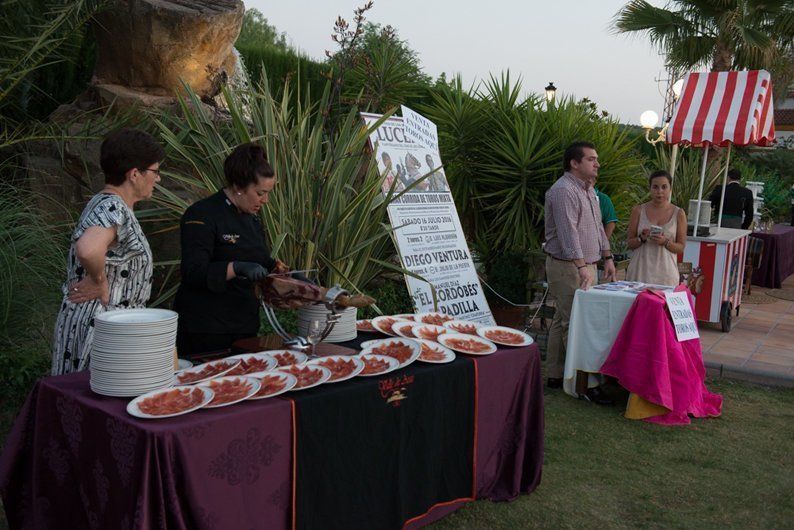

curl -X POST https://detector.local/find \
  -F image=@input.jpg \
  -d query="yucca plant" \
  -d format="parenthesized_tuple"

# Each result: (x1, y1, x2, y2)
(420, 75, 489, 238)
(148, 77, 415, 296)
(540, 98, 647, 228)
(0, 185, 69, 348)
(474, 77, 558, 250)
(423, 73, 646, 256)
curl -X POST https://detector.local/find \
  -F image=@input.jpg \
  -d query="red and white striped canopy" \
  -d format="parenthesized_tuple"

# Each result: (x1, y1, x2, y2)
(666, 70, 775, 147)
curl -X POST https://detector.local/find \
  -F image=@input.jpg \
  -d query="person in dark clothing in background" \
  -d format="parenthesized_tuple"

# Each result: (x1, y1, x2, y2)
(708, 168, 754, 229)
(595, 187, 618, 238)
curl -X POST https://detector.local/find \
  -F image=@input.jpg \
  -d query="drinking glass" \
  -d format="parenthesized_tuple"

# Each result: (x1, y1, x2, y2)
(307, 319, 323, 358)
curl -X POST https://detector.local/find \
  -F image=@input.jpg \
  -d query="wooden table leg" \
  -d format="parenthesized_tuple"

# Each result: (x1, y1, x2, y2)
(575, 370, 589, 395)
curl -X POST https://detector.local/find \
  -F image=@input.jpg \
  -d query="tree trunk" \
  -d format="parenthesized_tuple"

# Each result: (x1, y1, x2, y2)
(711, 39, 733, 72)
(704, 39, 733, 184)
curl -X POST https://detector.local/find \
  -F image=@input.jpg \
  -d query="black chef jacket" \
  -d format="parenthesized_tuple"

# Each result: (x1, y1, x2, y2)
(708, 182, 754, 229)
(174, 190, 277, 335)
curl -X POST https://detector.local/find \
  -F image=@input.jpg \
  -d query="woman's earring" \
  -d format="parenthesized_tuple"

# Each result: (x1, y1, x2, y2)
(236, 192, 241, 196)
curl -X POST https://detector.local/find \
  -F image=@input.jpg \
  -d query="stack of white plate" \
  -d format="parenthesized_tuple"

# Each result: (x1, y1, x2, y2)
(296, 305, 356, 343)
(90, 308, 178, 397)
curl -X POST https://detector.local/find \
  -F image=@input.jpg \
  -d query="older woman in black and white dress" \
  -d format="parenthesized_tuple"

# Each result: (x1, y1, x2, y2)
(51, 128, 165, 375)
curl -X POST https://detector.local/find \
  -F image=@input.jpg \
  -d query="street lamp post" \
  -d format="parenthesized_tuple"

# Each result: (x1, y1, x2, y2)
(545, 82, 557, 104)
(641, 77, 684, 180)
(640, 110, 665, 143)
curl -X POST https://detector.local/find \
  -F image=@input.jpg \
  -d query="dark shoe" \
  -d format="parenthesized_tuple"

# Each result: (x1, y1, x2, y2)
(547, 377, 563, 389)
(580, 386, 615, 406)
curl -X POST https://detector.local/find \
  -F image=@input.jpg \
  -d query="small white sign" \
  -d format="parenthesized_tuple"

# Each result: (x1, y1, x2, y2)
(664, 291, 700, 342)
(401, 105, 438, 152)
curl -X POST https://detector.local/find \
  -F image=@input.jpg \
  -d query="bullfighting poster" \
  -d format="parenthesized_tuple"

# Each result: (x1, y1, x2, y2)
(361, 110, 495, 324)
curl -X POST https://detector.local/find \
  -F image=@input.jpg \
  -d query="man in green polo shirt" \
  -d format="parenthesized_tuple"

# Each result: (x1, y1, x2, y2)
(595, 188, 618, 237)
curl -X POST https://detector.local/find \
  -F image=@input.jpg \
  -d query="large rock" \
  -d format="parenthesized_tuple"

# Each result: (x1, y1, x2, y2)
(92, 0, 244, 100)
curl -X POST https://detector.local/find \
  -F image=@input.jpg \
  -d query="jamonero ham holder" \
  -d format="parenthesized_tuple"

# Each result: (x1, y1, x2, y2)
(255, 261, 375, 351)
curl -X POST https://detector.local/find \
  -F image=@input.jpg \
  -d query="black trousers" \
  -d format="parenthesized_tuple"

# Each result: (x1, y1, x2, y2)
(176, 330, 253, 359)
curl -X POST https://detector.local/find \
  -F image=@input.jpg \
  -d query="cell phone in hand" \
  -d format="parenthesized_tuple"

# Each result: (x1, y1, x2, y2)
(650, 225, 663, 236)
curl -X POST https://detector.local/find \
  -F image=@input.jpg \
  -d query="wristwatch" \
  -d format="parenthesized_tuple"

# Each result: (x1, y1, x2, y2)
(603, 255, 614, 261)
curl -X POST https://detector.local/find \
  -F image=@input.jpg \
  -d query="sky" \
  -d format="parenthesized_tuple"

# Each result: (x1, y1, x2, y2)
(244, 0, 671, 125)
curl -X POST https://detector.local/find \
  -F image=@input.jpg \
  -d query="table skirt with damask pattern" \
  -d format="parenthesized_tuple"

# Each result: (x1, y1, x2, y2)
(0, 346, 543, 529)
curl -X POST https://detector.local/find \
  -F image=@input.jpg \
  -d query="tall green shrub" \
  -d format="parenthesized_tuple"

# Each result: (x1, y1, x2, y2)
(333, 23, 432, 113)
(0, 185, 70, 398)
(730, 151, 793, 221)
(236, 44, 329, 101)
(149, 78, 414, 295)
(0, 0, 102, 122)
(235, 8, 290, 52)
(421, 73, 645, 258)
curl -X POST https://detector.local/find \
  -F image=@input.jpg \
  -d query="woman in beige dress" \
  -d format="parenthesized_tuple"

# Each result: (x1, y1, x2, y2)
(626, 170, 687, 286)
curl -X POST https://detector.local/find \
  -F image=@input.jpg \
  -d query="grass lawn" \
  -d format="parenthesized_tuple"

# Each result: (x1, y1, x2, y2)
(431, 378, 794, 529)
(2, 377, 792, 529)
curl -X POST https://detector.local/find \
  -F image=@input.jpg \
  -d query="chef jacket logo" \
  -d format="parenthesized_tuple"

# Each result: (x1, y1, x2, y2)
(379, 374, 414, 407)
(222, 234, 240, 244)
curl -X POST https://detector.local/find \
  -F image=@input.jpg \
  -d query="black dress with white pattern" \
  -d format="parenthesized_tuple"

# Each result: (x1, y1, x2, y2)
(51, 193, 153, 375)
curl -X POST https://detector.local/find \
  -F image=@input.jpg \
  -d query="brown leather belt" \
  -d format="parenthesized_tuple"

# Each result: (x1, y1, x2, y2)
(548, 255, 597, 265)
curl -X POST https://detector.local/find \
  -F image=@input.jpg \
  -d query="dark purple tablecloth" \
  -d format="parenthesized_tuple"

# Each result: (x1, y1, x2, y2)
(751, 224, 794, 288)
(1, 346, 543, 529)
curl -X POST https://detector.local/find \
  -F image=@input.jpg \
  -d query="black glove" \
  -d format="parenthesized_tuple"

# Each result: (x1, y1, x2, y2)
(290, 271, 316, 285)
(233, 262, 268, 281)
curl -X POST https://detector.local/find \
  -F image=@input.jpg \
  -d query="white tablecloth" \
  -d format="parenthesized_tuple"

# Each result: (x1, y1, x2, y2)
(563, 288, 638, 397)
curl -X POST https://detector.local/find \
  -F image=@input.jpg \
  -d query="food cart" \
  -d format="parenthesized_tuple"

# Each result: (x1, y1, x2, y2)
(681, 228, 749, 331)
(666, 70, 776, 331)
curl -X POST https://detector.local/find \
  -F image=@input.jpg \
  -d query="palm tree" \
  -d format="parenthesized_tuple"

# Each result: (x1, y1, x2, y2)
(612, 0, 794, 78)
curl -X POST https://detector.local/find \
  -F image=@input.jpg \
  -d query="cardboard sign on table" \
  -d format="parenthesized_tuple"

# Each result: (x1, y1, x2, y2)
(664, 291, 700, 342)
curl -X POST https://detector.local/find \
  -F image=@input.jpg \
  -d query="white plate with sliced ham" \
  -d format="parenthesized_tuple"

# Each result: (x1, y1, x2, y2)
(476, 326, 534, 347)
(127, 385, 213, 419)
(278, 364, 332, 390)
(174, 359, 241, 385)
(410, 323, 448, 342)
(391, 320, 418, 338)
(204, 376, 261, 408)
(415, 339, 456, 364)
(437, 333, 497, 355)
(360, 338, 421, 368)
(371, 315, 409, 336)
(308, 355, 365, 383)
(356, 354, 400, 377)
(261, 350, 308, 367)
(224, 353, 278, 376)
(443, 320, 483, 335)
(247, 371, 298, 400)
(414, 312, 454, 326)
(356, 319, 377, 333)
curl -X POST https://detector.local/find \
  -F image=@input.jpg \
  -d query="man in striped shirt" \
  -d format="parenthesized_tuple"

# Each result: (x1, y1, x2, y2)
(544, 142, 616, 399)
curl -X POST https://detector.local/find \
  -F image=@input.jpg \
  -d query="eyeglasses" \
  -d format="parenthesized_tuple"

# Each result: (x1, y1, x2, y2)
(139, 167, 161, 176)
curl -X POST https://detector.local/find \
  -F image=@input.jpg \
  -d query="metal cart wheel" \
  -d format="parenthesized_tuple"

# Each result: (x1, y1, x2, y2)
(720, 301, 733, 332)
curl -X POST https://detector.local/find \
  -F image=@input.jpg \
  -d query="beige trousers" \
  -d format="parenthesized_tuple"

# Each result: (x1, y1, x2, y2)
(545, 257, 596, 379)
